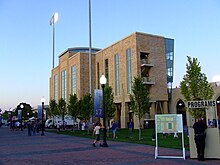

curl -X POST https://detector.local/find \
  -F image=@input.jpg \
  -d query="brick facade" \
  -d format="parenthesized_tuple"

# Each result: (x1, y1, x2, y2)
(50, 32, 172, 129)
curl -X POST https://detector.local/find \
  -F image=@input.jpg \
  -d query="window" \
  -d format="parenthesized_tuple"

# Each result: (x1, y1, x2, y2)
(72, 65, 76, 95)
(61, 70, 66, 101)
(115, 54, 120, 96)
(165, 38, 174, 99)
(105, 59, 109, 85)
(126, 48, 132, 94)
(54, 74, 58, 103)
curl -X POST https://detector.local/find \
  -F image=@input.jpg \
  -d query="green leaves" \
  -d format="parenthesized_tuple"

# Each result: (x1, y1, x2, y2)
(104, 85, 116, 120)
(68, 94, 78, 120)
(130, 76, 151, 119)
(180, 56, 214, 118)
(48, 99, 58, 117)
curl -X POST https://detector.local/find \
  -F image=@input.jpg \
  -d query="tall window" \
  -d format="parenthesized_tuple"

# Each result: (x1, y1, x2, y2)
(97, 62, 100, 89)
(115, 54, 120, 96)
(54, 74, 58, 103)
(61, 70, 66, 101)
(126, 48, 132, 94)
(165, 38, 174, 99)
(105, 59, 109, 85)
(72, 65, 76, 95)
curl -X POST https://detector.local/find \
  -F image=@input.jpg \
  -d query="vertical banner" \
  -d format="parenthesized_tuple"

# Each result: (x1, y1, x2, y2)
(94, 89, 103, 118)
(38, 105, 42, 119)
(18, 110, 21, 120)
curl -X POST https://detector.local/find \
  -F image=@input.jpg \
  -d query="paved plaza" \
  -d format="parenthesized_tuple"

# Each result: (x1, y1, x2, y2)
(0, 126, 219, 165)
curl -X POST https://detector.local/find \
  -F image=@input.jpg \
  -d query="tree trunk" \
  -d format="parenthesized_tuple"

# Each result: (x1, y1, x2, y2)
(138, 117, 141, 140)
(139, 127, 141, 141)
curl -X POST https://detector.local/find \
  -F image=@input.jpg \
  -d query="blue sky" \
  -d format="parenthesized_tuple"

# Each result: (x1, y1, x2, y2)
(0, 0, 220, 111)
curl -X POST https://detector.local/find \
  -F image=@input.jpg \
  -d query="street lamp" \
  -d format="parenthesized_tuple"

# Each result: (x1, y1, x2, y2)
(41, 97, 45, 136)
(20, 104, 24, 131)
(100, 74, 108, 147)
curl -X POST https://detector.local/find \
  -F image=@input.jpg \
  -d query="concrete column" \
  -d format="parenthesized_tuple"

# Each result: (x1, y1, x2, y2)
(120, 101, 126, 128)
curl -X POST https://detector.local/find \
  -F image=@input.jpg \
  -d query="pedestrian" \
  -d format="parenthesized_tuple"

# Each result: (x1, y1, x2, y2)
(128, 119, 134, 138)
(92, 122, 102, 147)
(174, 132, 178, 138)
(111, 120, 118, 139)
(57, 121, 61, 134)
(32, 120, 36, 135)
(27, 120, 32, 136)
(193, 117, 207, 161)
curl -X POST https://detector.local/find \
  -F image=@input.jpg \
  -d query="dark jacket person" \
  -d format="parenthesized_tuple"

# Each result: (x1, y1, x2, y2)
(193, 117, 207, 161)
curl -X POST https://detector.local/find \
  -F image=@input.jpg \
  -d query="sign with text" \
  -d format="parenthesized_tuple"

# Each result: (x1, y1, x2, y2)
(94, 89, 103, 118)
(155, 114, 183, 133)
(155, 114, 185, 159)
(187, 100, 216, 109)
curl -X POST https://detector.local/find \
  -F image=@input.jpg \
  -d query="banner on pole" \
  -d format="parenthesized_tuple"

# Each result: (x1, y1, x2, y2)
(18, 110, 21, 120)
(94, 89, 103, 118)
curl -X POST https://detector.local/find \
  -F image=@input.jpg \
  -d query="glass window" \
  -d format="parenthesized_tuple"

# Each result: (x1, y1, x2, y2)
(54, 74, 58, 103)
(61, 70, 66, 101)
(126, 48, 132, 94)
(105, 59, 109, 86)
(72, 65, 76, 95)
(115, 54, 120, 96)
(165, 38, 174, 99)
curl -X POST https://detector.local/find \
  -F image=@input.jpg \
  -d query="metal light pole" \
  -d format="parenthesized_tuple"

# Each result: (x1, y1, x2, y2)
(88, 0, 93, 127)
(20, 105, 24, 131)
(50, 12, 58, 69)
(41, 97, 45, 136)
(100, 74, 108, 147)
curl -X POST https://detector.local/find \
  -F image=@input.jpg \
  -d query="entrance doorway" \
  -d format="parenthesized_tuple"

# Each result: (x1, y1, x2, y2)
(115, 103, 121, 128)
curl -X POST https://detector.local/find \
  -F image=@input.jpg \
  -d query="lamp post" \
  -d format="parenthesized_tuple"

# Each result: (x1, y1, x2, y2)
(100, 74, 108, 147)
(20, 105, 24, 131)
(41, 97, 45, 136)
(50, 12, 58, 69)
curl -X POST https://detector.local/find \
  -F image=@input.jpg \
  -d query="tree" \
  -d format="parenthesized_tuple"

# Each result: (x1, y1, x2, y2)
(58, 98, 67, 130)
(180, 56, 214, 119)
(68, 94, 78, 131)
(15, 103, 33, 120)
(48, 99, 58, 128)
(104, 85, 116, 125)
(80, 93, 93, 133)
(130, 76, 151, 140)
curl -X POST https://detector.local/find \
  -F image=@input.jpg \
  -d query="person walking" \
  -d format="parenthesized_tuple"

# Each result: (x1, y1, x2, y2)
(193, 117, 207, 161)
(111, 121, 118, 139)
(92, 122, 102, 147)
(57, 121, 61, 134)
(128, 119, 134, 138)
(27, 120, 32, 136)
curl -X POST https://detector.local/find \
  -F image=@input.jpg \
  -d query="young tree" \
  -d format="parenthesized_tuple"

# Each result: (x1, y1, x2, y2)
(130, 76, 151, 140)
(58, 98, 67, 130)
(48, 99, 58, 128)
(16, 103, 33, 120)
(104, 85, 116, 126)
(80, 93, 93, 134)
(180, 56, 214, 119)
(68, 94, 78, 131)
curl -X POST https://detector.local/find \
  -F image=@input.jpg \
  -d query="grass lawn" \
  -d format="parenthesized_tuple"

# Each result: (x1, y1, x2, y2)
(47, 128, 189, 150)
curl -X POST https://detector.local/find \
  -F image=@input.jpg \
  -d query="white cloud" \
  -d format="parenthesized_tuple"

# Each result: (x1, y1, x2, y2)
(212, 75, 220, 82)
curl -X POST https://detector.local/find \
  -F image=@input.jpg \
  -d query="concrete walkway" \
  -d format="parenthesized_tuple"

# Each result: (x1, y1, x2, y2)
(0, 126, 219, 165)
